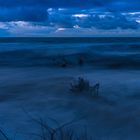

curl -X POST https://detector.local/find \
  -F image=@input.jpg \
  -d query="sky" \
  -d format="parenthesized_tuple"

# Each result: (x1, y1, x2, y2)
(0, 0, 140, 37)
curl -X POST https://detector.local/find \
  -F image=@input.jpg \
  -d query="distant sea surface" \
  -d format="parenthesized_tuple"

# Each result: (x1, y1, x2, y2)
(0, 37, 140, 69)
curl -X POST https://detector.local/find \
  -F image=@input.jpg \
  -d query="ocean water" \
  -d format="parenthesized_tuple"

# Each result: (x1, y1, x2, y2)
(0, 37, 140, 69)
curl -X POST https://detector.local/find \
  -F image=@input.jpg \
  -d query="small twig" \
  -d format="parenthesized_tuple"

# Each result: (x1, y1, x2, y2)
(0, 128, 9, 140)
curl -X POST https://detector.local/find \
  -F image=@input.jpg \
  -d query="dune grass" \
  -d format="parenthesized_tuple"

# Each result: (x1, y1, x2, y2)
(70, 77, 100, 97)
(0, 121, 93, 140)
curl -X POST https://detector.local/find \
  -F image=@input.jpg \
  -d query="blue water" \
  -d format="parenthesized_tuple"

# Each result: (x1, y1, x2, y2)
(0, 37, 140, 69)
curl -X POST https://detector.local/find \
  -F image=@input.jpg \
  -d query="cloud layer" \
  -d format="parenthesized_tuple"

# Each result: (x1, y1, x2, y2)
(0, 0, 140, 36)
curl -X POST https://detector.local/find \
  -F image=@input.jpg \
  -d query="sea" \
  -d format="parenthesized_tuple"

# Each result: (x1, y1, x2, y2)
(0, 37, 140, 69)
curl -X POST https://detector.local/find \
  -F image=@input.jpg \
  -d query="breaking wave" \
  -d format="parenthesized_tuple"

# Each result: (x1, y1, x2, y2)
(0, 37, 140, 69)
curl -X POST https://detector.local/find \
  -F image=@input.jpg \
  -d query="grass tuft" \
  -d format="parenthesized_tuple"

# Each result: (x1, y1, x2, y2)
(70, 77, 100, 97)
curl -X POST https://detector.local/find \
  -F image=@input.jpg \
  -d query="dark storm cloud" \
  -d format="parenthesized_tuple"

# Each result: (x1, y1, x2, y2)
(0, 0, 140, 10)
(0, 7, 48, 22)
(0, 0, 139, 22)
(0, 0, 106, 8)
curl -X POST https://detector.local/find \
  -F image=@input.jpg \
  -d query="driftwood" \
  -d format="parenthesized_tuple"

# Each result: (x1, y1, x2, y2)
(70, 77, 100, 97)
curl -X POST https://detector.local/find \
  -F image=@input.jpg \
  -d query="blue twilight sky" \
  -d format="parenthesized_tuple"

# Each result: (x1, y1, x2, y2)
(0, 0, 140, 37)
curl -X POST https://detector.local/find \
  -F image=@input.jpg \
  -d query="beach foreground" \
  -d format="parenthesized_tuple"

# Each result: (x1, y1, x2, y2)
(0, 67, 140, 140)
